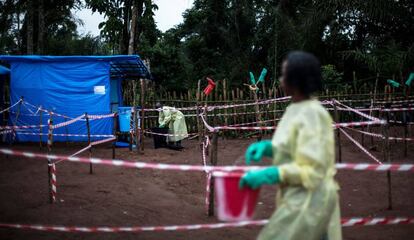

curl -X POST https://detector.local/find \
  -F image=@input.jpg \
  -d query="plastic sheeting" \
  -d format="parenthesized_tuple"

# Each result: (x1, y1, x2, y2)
(0, 56, 127, 142)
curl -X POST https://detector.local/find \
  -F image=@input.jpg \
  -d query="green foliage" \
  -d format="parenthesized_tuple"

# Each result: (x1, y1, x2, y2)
(321, 65, 343, 85)
(1, 0, 414, 94)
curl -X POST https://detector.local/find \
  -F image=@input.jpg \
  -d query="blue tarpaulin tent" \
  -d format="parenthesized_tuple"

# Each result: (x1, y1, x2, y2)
(0, 55, 150, 142)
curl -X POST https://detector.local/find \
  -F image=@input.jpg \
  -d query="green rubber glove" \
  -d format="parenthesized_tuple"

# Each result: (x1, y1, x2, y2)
(257, 68, 267, 83)
(249, 72, 256, 85)
(245, 140, 273, 165)
(387, 79, 400, 88)
(239, 167, 280, 189)
(405, 73, 414, 86)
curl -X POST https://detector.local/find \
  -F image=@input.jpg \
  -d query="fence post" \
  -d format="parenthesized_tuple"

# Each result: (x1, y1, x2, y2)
(333, 100, 342, 163)
(134, 106, 139, 151)
(223, 79, 228, 138)
(208, 131, 218, 216)
(12, 97, 23, 143)
(140, 79, 146, 152)
(197, 80, 203, 147)
(85, 113, 93, 174)
(113, 113, 117, 159)
(39, 108, 43, 149)
(47, 113, 55, 203)
(253, 89, 263, 141)
(382, 119, 392, 210)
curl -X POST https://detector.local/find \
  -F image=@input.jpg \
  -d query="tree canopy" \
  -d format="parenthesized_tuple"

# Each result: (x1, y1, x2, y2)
(1, 0, 413, 91)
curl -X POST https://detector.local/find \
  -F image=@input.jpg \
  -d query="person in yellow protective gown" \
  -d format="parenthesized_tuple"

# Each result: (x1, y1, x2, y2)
(239, 51, 342, 240)
(156, 103, 188, 147)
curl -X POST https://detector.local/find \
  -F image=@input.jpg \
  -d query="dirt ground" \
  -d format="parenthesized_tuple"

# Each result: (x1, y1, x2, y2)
(0, 127, 413, 240)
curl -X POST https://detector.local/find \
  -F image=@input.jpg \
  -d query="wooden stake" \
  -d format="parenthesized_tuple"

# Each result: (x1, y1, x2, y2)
(223, 79, 228, 136)
(196, 80, 203, 147)
(39, 109, 43, 149)
(253, 90, 263, 141)
(64, 117, 69, 146)
(85, 113, 92, 174)
(333, 101, 342, 163)
(208, 131, 218, 216)
(133, 106, 139, 151)
(140, 79, 146, 152)
(12, 98, 23, 143)
(112, 114, 117, 159)
(381, 118, 392, 210)
(47, 113, 54, 203)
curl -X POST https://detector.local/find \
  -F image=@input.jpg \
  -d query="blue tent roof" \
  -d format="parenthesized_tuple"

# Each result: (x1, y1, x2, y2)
(0, 65, 10, 75)
(0, 55, 151, 79)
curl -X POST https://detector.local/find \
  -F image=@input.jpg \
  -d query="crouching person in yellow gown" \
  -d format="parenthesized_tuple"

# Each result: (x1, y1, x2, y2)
(156, 103, 188, 148)
(239, 51, 342, 240)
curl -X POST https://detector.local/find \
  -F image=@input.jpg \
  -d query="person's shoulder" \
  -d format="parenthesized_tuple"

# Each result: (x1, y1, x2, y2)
(296, 100, 332, 127)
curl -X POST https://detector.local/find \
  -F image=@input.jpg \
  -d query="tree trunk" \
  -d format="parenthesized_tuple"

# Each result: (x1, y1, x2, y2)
(27, 0, 34, 54)
(133, 0, 145, 52)
(37, 0, 45, 54)
(120, 0, 131, 54)
(128, 1, 138, 55)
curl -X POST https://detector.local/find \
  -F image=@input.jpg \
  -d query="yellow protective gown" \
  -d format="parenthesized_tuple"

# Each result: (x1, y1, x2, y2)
(258, 99, 342, 240)
(158, 106, 188, 142)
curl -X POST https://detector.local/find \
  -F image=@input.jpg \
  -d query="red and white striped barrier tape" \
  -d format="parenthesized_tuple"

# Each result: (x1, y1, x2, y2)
(339, 128, 383, 164)
(143, 130, 197, 138)
(333, 120, 386, 129)
(15, 132, 115, 138)
(344, 127, 414, 141)
(1, 148, 413, 172)
(214, 126, 277, 131)
(344, 127, 384, 138)
(201, 137, 212, 214)
(389, 120, 414, 125)
(381, 107, 414, 112)
(22, 102, 75, 120)
(145, 96, 292, 112)
(0, 99, 23, 114)
(69, 145, 91, 157)
(200, 112, 217, 132)
(336, 163, 414, 171)
(335, 107, 382, 112)
(90, 137, 117, 146)
(0, 217, 412, 233)
(69, 137, 116, 158)
(376, 99, 414, 104)
(334, 100, 380, 122)
(0, 129, 13, 135)
(207, 97, 292, 111)
(49, 163, 57, 203)
(0, 124, 46, 130)
(228, 119, 280, 127)
(201, 110, 278, 132)
(389, 136, 414, 141)
(52, 114, 85, 129)
(210, 120, 384, 132)
(341, 217, 414, 227)
(47, 120, 53, 149)
(88, 113, 116, 120)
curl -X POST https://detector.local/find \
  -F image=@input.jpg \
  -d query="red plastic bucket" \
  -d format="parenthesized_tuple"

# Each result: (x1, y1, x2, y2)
(213, 171, 260, 222)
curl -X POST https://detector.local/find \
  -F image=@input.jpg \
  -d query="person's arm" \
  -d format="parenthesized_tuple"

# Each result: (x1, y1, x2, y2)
(159, 108, 172, 127)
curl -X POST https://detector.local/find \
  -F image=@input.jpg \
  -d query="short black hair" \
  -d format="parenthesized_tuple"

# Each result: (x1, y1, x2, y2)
(284, 51, 322, 95)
